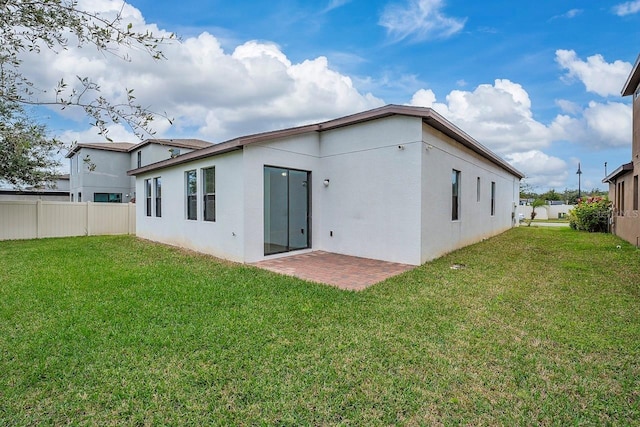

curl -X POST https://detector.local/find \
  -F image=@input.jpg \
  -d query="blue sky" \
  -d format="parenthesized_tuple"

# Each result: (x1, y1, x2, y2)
(30, 0, 640, 192)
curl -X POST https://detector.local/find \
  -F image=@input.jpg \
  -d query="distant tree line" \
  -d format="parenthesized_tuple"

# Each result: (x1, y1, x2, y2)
(519, 182, 607, 205)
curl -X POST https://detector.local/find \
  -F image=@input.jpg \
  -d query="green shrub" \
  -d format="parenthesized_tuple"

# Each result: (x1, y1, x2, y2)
(568, 197, 611, 232)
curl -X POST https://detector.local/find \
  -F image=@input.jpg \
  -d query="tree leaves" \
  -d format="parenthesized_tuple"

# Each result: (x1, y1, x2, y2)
(0, 0, 176, 187)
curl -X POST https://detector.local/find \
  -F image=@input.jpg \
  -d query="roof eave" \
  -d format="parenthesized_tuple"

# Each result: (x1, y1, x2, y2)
(421, 110, 525, 179)
(127, 138, 213, 152)
(622, 54, 640, 96)
(602, 162, 634, 183)
(127, 144, 244, 176)
(64, 143, 132, 158)
(127, 104, 524, 179)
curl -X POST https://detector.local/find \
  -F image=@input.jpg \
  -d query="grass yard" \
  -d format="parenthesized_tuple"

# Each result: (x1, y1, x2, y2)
(0, 228, 639, 425)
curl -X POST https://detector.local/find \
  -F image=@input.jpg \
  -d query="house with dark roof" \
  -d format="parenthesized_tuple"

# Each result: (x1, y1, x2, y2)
(128, 105, 524, 266)
(0, 175, 70, 201)
(66, 139, 212, 203)
(603, 54, 640, 247)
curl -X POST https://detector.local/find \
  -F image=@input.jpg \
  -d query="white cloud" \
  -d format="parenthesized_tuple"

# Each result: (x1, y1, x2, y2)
(612, 0, 640, 16)
(18, 0, 383, 143)
(60, 124, 140, 146)
(410, 79, 553, 154)
(324, 0, 352, 12)
(379, 0, 466, 42)
(409, 88, 437, 107)
(550, 102, 631, 149)
(408, 79, 630, 189)
(504, 150, 568, 188)
(551, 102, 632, 148)
(555, 99, 581, 115)
(556, 50, 632, 97)
(551, 9, 583, 20)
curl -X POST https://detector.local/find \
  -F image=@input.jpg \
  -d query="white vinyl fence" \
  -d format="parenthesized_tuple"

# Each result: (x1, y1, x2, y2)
(0, 201, 136, 241)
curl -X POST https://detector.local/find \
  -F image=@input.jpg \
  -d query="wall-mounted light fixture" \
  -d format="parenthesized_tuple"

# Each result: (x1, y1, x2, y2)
(323, 179, 330, 187)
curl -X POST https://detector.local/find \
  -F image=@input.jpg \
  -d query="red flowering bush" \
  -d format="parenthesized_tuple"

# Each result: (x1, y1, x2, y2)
(568, 197, 611, 233)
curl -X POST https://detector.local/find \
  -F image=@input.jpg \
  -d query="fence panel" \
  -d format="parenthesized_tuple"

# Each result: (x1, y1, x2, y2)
(0, 201, 136, 241)
(39, 202, 88, 238)
(89, 203, 132, 235)
(0, 201, 38, 240)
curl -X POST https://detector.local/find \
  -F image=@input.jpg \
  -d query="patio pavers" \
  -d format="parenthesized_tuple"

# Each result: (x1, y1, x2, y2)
(252, 251, 415, 291)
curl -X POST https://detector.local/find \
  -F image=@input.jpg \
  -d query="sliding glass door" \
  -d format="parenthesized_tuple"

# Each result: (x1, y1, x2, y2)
(264, 166, 310, 255)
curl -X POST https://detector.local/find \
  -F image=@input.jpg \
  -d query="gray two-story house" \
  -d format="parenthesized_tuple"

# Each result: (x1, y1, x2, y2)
(66, 139, 212, 203)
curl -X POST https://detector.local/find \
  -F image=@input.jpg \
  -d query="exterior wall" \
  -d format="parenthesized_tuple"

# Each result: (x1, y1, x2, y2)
(242, 132, 321, 263)
(611, 172, 640, 247)
(315, 115, 423, 264)
(130, 144, 200, 171)
(420, 124, 519, 263)
(633, 90, 640, 166)
(133, 115, 521, 265)
(135, 151, 246, 262)
(69, 148, 133, 202)
(611, 80, 640, 246)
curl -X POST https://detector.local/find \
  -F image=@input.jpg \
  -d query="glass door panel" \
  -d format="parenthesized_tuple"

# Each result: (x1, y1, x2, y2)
(264, 166, 310, 255)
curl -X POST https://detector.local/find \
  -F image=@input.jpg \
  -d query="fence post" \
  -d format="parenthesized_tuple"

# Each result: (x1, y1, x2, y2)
(36, 200, 42, 238)
(86, 202, 92, 236)
(129, 203, 136, 235)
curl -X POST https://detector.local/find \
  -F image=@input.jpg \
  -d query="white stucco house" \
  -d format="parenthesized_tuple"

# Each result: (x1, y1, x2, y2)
(128, 105, 524, 266)
(66, 139, 213, 203)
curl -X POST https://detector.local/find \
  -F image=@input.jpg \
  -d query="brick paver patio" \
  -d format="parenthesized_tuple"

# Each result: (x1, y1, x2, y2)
(252, 251, 415, 291)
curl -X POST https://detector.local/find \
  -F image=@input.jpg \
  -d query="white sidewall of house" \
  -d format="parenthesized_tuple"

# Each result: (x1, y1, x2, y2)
(133, 115, 521, 266)
(317, 115, 423, 265)
(242, 133, 321, 263)
(135, 151, 245, 262)
(420, 124, 519, 262)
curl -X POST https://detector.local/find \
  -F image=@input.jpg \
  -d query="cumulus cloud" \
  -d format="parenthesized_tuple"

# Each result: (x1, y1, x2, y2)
(408, 79, 629, 189)
(550, 102, 632, 148)
(612, 0, 640, 16)
(410, 79, 552, 154)
(379, 0, 466, 42)
(556, 50, 632, 97)
(504, 150, 568, 188)
(409, 88, 437, 107)
(555, 99, 581, 115)
(18, 0, 383, 143)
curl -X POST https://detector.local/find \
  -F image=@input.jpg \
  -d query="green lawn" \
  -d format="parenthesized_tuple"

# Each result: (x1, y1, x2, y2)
(1, 228, 639, 425)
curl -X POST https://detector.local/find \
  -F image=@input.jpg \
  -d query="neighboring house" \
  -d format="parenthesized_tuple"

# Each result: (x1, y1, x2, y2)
(0, 175, 70, 201)
(66, 139, 213, 203)
(129, 105, 524, 266)
(603, 54, 640, 247)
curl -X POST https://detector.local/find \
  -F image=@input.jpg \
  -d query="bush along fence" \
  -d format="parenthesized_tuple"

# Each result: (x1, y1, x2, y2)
(0, 201, 136, 241)
(568, 197, 611, 233)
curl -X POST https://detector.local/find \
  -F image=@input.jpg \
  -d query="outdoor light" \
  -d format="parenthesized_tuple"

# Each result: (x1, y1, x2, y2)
(323, 179, 330, 187)
(576, 162, 582, 200)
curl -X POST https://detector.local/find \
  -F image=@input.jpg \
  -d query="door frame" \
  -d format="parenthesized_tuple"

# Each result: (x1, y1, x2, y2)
(263, 165, 312, 256)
